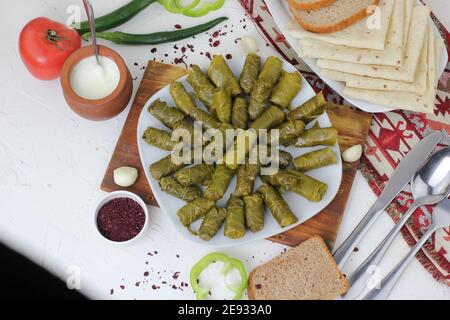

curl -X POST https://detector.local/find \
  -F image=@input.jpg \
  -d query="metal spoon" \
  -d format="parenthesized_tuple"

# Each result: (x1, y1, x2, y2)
(363, 197, 450, 300)
(344, 146, 450, 299)
(82, 0, 101, 65)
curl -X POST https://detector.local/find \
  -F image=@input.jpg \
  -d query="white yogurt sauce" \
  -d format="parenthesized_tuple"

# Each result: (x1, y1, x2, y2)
(70, 55, 120, 100)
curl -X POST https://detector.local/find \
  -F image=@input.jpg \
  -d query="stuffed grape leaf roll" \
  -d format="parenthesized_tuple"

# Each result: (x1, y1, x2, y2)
(212, 87, 232, 124)
(187, 65, 215, 109)
(258, 184, 298, 227)
(259, 56, 283, 85)
(142, 127, 177, 151)
(270, 119, 305, 146)
(199, 207, 228, 241)
(243, 194, 264, 233)
(289, 91, 326, 124)
(208, 55, 241, 96)
(254, 146, 292, 169)
(294, 147, 337, 172)
(270, 71, 302, 108)
(174, 163, 215, 186)
(235, 162, 260, 197)
(231, 96, 248, 130)
(150, 154, 191, 180)
(170, 82, 219, 129)
(204, 165, 235, 201)
(250, 105, 286, 131)
(147, 99, 185, 129)
(294, 128, 338, 148)
(287, 170, 328, 202)
(248, 79, 272, 120)
(159, 176, 202, 202)
(224, 195, 246, 239)
(240, 53, 261, 94)
(177, 198, 215, 227)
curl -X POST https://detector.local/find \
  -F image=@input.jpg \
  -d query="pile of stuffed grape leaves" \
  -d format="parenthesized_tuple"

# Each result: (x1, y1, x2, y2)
(142, 54, 340, 241)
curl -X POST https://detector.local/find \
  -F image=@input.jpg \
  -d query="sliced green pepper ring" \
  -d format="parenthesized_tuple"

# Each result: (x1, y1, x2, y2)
(183, 0, 225, 18)
(159, 0, 200, 13)
(190, 252, 248, 300)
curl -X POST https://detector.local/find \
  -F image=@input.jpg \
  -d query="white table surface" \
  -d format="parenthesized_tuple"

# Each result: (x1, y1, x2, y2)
(1, 0, 449, 300)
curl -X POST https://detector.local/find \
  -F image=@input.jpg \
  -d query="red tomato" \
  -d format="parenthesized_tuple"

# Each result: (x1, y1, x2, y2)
(19, 17, 81, 80)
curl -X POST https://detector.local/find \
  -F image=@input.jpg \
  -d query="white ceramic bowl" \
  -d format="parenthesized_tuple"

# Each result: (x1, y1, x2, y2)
(94, 190, 149, 246)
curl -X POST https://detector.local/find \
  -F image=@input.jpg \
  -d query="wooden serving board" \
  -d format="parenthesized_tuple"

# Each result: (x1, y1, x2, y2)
(101, 61, 372, 249)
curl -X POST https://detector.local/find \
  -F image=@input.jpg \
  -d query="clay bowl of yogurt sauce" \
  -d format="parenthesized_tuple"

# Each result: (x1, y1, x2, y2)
(60, 45, 132, 121)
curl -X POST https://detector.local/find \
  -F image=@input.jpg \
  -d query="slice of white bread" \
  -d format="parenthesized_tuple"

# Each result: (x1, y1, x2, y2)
(290, 0, 380, 33)
(288, 0, 337, 11)
(248, 236, 349, 300)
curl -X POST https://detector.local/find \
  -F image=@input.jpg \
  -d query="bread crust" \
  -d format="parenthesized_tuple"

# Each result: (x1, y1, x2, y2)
(288, 0, 337, 11)
(247, 235, 349, 300)
(289, 0, 380, 34)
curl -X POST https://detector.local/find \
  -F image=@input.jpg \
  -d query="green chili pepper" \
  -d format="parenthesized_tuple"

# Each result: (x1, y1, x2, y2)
(82, 17, 228, 45)
(190, 252, 248, 300)
(183, 0, 225, 17)
(158, 0, 200, 13)
(76, 0, 157, 35)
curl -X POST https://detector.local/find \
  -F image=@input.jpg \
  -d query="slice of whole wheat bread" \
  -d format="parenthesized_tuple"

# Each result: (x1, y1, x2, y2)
(247, 235, 349, 300)
(290, 0, 380, 34)
(288, 0, 337, 11)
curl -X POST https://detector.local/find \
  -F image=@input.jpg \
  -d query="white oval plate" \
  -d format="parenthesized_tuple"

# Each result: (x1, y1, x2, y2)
(265, 0, 448, 113)
(137, 57, 342, 247)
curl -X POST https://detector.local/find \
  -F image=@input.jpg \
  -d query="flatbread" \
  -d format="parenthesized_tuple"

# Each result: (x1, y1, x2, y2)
(298, 0, 406, 66)
(435, 38, 444, 82)
(316, 5, 430, 82)
(319, 28, 428, 94)
(343, 27, 438, 114)
(402, 0, 413, 53)
(285, 0, 395, 50)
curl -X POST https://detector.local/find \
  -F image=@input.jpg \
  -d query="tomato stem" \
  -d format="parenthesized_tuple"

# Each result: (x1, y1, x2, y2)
(46, 29, 69, 49)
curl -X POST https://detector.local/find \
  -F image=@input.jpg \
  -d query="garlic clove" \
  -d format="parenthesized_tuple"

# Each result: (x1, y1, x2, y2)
(241, 36, 258, 53)
(113, 166, 138, 187)
(342, 144, 363, 163)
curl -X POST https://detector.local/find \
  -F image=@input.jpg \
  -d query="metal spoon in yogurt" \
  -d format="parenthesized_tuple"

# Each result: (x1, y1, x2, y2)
(82, 0, 101, 65)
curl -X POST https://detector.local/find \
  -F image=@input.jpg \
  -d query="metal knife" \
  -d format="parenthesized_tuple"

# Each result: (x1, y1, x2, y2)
(333, 130, 444, 269)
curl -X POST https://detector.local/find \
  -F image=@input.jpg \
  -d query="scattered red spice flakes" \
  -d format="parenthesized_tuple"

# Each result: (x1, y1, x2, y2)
(172, 272, 180, 280)
(176, 254, 180, 258)
(212, 31, 219, 38)
(151, 285, 160, 290)
(212, 40, 220, 47)
(175, 24, 182, 29)
(144, 271, 149, 277)
(353, 247, 360, 252)
(96, 198, 145, 242)
(225, 54, 232, 60)
(151, 48, 157, 53)
(110, 289, 114, 295)
(171, 285, 177, 290)
(120, 285, 125, 290)
(135, 282, 140, 287)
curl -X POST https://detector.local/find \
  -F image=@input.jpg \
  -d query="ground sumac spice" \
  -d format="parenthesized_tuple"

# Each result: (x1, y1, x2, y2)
(97, 197, 145, 242)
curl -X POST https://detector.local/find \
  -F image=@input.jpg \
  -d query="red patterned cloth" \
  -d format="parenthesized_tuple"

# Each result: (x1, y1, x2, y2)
(239, 0, 450, 285)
